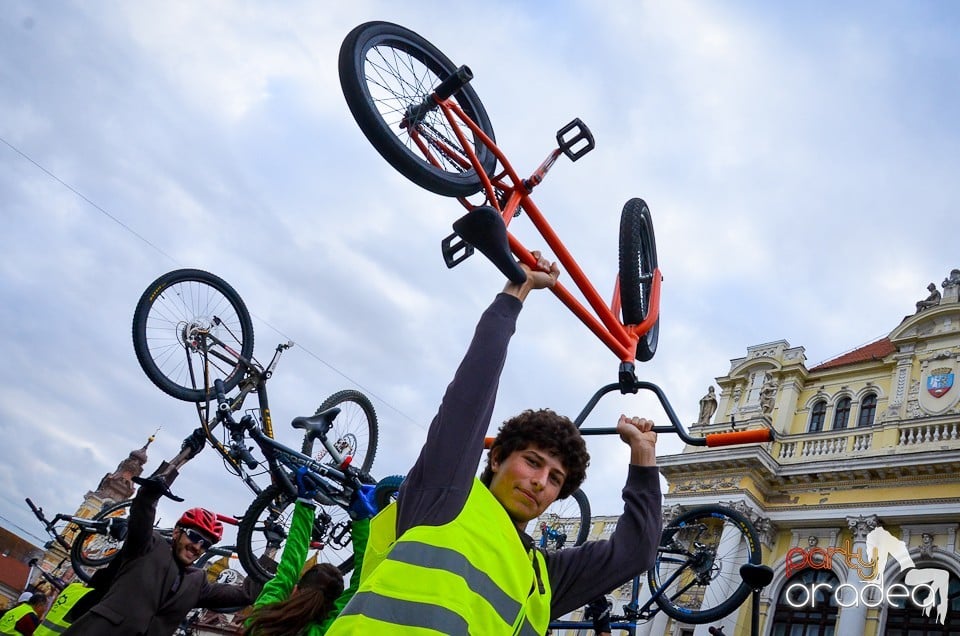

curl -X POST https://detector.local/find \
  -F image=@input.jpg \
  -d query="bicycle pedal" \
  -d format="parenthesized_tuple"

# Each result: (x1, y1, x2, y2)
(556, 118, 595, 162)
(441, 232, 475, 269)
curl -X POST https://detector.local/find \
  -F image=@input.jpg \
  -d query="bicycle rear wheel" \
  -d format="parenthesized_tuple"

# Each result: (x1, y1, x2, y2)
(301, 390, 379, 476)
(618, 198, 659, 362)
(647, 504, 761, 624)
(70, 500, 132, 583)
(533, 487, 591, 550)
(339, 21, 497, 197)
(132, 269, 254, 402)
(236, 485, 354, 585)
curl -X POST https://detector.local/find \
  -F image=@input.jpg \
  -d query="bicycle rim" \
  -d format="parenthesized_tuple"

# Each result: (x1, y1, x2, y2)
(339, 21, 497, 197)
(647, 504, 761, 624)
(533, 487, 591, 550)
(132, 269, 254, 402)
(237, 485, 354, 585)
(618, 198, 659, 362)
(301, 390, 379, 475)
(70, 500, 133, 582)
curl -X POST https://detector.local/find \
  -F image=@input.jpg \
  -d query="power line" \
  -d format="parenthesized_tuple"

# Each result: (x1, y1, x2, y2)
(0, 513, 48, 548)
(1, 135, 422, 428)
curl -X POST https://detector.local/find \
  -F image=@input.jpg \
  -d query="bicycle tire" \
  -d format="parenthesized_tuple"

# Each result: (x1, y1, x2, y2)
(618, 198, 659, 362)
(70, 499, 133, 583)
(301, 390, 379, 476)
(236, 485, 354, 585)
(373, 474, 405, 511)
(534, 487, 591, 550)
(339, 21, 497, 198)
(132, 269, 254, 402)
(647, 504, 761, 624)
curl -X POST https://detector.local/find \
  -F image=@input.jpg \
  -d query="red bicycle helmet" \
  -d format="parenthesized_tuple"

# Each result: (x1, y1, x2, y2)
(177, 507, 223, 543)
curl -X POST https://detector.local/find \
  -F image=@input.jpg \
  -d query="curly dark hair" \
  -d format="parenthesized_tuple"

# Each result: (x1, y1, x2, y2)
(480, 408, 589, 499)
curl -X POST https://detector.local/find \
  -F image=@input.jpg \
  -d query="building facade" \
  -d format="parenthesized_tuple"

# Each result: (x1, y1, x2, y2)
(653, 269, 960, 635)
(549, 269, 960, 635)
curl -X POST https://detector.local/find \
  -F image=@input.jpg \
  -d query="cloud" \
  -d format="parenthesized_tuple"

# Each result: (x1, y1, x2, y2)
(1, 1, 958, 559)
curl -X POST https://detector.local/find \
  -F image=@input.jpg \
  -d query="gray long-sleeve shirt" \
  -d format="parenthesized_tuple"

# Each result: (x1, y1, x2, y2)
(397, 293, 662, 618)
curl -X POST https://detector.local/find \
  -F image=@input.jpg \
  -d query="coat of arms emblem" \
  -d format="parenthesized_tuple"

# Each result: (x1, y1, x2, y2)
(927, 367, 954, 398)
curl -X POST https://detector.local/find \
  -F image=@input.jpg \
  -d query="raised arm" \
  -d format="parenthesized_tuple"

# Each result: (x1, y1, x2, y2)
(397, 252, 559, 534)
(546, 416, 661, 617)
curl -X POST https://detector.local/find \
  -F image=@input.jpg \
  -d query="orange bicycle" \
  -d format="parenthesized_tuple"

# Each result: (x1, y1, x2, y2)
(340, 21, 660, 371)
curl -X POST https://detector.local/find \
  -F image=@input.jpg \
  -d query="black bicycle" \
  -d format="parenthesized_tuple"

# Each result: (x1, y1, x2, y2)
(131, 268, 379, 491)
(26, 497, 236, 583)
(214, 377, 389, 584)
(549, 504, 762, 632)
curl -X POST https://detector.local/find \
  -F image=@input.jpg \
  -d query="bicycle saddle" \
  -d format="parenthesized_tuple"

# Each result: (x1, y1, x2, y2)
(291, 407, 341, 442)
(739, 563, 774, 590)
(452, 206, 526, 284)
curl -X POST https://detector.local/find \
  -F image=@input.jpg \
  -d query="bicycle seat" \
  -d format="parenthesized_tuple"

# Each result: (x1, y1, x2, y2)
(452, 206, 526, 284)
(739, 563, 774, 590)
(291, 407, 341, 442)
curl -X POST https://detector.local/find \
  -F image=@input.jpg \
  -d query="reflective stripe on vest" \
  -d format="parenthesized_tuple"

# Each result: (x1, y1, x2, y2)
(34, 583, 93, 636)
(329, 478, 551, 635)
(0, 603, 37, 634)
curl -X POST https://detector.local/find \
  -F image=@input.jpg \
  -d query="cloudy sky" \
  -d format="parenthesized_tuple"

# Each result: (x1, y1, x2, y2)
(2, 0, 958, 556)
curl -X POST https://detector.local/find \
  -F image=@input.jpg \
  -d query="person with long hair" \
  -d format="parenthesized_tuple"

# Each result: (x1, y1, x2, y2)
(244, 468, 375, 636)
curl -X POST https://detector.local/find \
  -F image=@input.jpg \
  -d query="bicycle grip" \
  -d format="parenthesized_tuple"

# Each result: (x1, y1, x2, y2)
(434, 65, 473, 101)
(704, 428, 773, 447)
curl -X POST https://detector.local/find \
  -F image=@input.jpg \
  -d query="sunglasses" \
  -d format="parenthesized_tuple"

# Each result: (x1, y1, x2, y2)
(181, 528, 213, 550)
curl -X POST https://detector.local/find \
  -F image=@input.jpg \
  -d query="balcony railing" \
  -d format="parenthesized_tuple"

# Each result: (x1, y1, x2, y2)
(777, 418, 960, 461)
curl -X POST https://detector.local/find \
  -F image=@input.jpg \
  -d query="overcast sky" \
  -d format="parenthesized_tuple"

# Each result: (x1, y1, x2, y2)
(2, 1, 958, 558)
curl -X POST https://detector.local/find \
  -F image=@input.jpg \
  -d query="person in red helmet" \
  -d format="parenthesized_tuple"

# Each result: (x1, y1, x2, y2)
(63, 471, 263, 636)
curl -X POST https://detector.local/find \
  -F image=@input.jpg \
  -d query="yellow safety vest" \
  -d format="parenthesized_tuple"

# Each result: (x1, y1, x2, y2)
(0, 603, 37, 635)
(329, 478, 551, 635)
(34, 583, 93, 636)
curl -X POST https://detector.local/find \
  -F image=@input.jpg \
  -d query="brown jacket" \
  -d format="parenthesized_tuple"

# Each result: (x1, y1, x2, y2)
(63, 485, 260, 636)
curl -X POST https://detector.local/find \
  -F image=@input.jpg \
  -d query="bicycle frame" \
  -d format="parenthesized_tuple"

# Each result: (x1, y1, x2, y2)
(241, 411, 372, 510)
(548, 574, 670, 635)
(415, 93, 662, 364)
(159, 338, 293, 495)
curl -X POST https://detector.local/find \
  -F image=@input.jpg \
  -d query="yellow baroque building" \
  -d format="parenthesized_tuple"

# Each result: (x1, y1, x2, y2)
(649, 270, 960, 636)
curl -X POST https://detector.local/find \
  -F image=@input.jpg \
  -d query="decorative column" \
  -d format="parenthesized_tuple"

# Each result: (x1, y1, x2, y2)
(692, 521, 748, 636)
(834, 515, 879, 636)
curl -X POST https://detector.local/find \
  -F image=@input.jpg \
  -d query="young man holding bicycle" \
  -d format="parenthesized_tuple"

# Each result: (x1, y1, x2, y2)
(63, 474, 263, 636)
(328, 252, 662, 635)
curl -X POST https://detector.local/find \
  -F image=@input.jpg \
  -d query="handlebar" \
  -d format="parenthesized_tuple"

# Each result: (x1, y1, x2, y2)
(481, 374, 773, 450)
(573, 372, 773, 447)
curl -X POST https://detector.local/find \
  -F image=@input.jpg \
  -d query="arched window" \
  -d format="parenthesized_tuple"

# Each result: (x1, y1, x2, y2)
(857, 393, 877, 427)
(770, 569, 839, 636)
(884, 566, 960, 635)
(809, 400, 827, 432)
(832, 397, 851, 430)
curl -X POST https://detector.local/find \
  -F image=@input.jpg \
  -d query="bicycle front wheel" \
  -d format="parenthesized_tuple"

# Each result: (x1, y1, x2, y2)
(339, 21, 497, 197)
(301, 390, 379, 476)
(533, 487, 591, 550)
(132, 269, 254, 402)
(618, 198, 659, 362)
(237, 485, 355, 585)
(647, 504, 761, 624)
(373, 474, 405, 511)
(70, 499, 132, 583)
